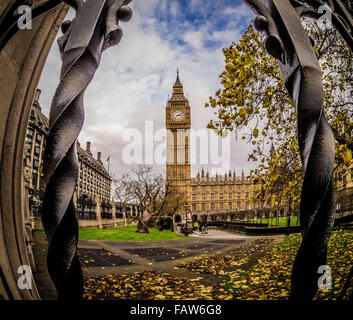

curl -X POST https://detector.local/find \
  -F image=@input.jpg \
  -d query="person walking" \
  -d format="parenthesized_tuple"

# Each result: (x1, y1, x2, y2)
(194, 221, 199, 232)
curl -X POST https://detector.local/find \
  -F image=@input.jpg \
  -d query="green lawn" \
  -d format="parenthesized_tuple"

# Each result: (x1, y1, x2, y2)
(79, 226, 191, 241)
(238, 217, 299, 227)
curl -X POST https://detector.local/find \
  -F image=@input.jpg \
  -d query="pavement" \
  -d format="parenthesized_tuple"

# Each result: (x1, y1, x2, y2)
(77, 229, 281, 282)
(188, 228, 246, 239)
(33, 229, 282, 298)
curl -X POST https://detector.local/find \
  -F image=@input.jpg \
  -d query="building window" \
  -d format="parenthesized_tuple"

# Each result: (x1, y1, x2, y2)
(220, 202, 223, 209)
(237, 202, 241, 209)
(202, 186, 205, 193)
(245, 192, 249, 198)
(228, 193, 232, 199)
(228, 202, 232, 209)
(192, 194, 196, 201)
(32, 174, 38, 186)
(192, 186, 196, 192)
(202, 194, 205, 201)
(211, 203, 215, 210)
(237, 192, 241, 199)
(211, 193, 214, 200)
(202, 203, 205, 210)
(220, 193, 223, 200)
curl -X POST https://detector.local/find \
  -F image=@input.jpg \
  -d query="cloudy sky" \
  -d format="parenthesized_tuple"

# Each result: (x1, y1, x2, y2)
(38, 0, 256, 179)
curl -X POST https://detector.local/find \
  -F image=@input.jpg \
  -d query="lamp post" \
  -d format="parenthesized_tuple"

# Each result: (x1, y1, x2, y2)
(82, 194, 88, 220)
(184, 202, 190, 223)
(183, 202, 191, 236)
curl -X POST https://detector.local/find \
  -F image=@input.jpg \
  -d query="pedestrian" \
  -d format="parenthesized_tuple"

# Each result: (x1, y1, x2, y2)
(194, 221, 199, 231)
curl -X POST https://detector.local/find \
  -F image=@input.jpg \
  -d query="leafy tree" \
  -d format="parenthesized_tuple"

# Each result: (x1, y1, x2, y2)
(206, 22, 353, 214)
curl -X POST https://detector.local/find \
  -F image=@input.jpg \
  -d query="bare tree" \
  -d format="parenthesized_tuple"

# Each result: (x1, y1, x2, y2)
(114, 165, 184, 233)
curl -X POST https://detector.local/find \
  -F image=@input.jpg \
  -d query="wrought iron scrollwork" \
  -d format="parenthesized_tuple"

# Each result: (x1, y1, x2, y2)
(1, 0, 352, 302)
(242, 0, 352, 300)
(41, 0, 132, 300)
(0, 0, 64, 53)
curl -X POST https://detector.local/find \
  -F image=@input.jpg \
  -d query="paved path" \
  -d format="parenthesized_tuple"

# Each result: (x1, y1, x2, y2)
(33, 230, 282, 298)
(78, 230, 281, 281)
(188, 229, 246, 239)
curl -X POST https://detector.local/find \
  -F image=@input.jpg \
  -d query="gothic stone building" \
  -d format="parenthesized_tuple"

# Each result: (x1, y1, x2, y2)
(24, 89, 49, 213)
(166, 72, 259, 223)
(24, 89, 112, 219)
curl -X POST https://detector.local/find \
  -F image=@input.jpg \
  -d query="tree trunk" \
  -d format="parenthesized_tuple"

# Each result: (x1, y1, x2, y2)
(136, 219, 149, 233)
(135, 210, 151, 234)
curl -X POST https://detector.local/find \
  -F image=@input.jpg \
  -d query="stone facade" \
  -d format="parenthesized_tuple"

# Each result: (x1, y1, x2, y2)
(165, 72, 260, 223)
(0, 0, 69, 300)
(23, 91, 143, 231)
(75, 141, 112, 222)
(24, 90, 113, 223)
(24, 89, 48, 217)
(334, 165, 353, 216)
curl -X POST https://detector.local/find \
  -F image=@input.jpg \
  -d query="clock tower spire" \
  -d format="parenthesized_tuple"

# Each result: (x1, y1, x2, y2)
(166, 70, 191, 193)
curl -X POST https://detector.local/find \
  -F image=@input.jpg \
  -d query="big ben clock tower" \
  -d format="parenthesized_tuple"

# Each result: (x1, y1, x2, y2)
(166, 70, 191, 192)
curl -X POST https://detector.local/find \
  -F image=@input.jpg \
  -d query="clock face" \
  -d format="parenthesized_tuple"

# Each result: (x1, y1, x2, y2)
(171, 110, 185, 121)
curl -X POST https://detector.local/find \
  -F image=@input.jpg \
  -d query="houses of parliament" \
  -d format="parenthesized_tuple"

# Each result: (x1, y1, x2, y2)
(166, 71, 260, 220)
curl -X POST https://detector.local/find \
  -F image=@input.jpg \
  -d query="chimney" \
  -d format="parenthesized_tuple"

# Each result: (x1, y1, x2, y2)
(33, 89, 42, 110)
(97, 152, 102, 162)
(86, 141, 91, 154)
(34, 89, 41, 103)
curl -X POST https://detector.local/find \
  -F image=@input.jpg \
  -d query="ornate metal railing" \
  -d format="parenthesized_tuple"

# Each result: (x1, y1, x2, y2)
(0, 0, 133, 300)
(243, 0, 353, 300)
(0, 0, 63, 52)
(0, 0, 352, 301)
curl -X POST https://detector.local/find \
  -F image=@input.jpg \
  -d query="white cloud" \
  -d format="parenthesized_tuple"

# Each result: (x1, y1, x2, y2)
(169, 1, 179, 17)
(224, 3, 253, 18)
(38, 0, 255, 178)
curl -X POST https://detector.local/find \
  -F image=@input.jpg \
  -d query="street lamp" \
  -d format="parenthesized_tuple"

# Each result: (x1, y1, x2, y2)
(184, 202, 190, 223)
